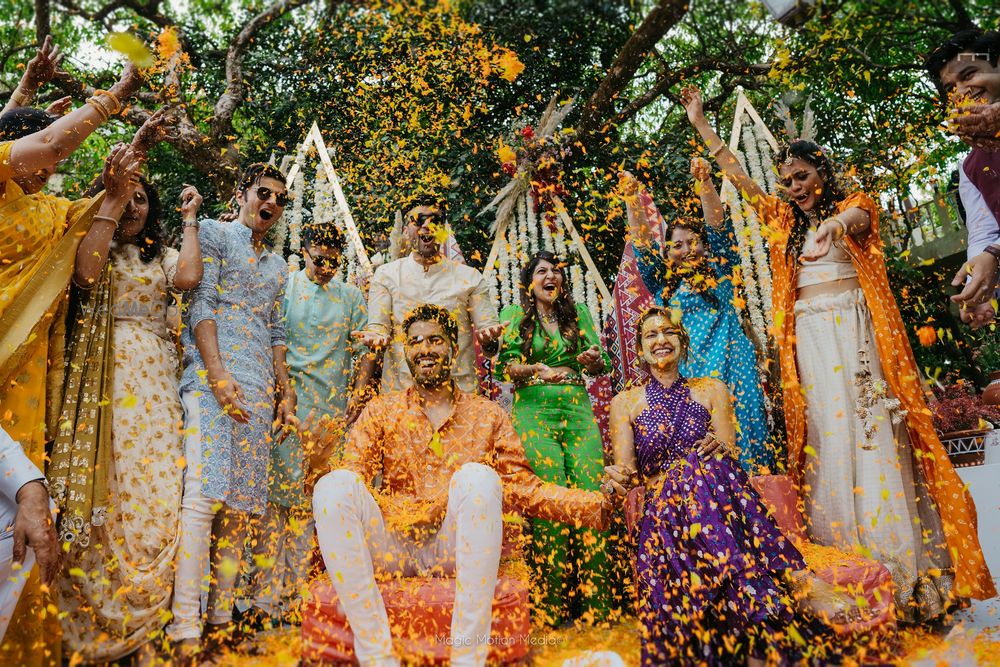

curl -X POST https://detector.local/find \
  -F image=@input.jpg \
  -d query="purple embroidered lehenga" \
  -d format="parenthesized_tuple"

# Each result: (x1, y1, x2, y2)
(633, 376, 830, 665)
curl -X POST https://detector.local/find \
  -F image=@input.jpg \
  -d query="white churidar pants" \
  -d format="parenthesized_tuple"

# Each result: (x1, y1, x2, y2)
(313, 462, 503, 667)
(168, 390, 248, 640)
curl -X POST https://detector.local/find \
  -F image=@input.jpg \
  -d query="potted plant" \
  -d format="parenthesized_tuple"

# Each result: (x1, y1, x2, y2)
(973, 336, 1000, 406)
(930, 378, 1000, 467)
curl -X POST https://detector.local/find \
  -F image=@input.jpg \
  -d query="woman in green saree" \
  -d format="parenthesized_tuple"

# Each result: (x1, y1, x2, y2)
(494, 250, 612, 627)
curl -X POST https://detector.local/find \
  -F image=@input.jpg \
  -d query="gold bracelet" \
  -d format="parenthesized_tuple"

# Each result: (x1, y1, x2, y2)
(93, 89, 122, 115)
(86, 97, 110, 122)
(829, 216, 847, 240)
(710, 142, 728, 158)
(93, 215, 120, 228)
(9, 89, 30, 107)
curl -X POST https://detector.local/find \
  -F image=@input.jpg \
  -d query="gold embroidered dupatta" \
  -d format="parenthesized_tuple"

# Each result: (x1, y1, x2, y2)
(48, 263, 115, 546)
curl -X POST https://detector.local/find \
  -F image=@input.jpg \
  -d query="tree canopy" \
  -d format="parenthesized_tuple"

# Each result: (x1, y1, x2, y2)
(1, 0, 997, 265)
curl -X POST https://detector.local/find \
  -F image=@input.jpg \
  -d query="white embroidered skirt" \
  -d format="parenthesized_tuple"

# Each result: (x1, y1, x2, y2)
(793, 288, 953, 621)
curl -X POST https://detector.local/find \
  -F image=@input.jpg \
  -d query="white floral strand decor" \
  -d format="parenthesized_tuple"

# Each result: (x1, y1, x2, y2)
(526, 192, 539, 255)
(722, 178, 768, 355)
(498, 235, 513, 309)
(585, 269, 602, 330)
(516, 191, 528, 264)
(570, 263, 586, 311)
(744, 119, 774, 316)
(541, 212, 555, 253)
(288, 158, 305, 272)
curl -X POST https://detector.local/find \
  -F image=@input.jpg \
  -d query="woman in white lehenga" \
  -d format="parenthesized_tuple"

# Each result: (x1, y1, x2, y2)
(51, 175, 203, 662)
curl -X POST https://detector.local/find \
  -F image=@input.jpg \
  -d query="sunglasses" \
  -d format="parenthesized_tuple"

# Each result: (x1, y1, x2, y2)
(255, 186, 289, 207)
(407, 213, 440, 227)
(310, 253, 338, 269)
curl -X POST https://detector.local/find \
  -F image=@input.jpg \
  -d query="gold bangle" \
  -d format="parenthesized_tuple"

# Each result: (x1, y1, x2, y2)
(86, 97, 110, 122)
(710, 142, 728, 158)
(93, 89, 122, 115)
(9, 89, 30, 107)
(93, 215, 120, 228)
(829, 216, 847, 240)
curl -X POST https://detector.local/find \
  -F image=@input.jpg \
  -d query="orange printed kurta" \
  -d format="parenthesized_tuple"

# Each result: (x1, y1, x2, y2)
(753, 190, 995, 601)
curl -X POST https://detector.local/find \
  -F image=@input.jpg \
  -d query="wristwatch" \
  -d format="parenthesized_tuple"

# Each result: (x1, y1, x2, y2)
(983, 245, 1000, 262)
(183, 218, 200, 229)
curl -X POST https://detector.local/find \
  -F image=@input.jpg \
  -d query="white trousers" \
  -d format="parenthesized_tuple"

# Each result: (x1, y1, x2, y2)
(168, 391, 248, 641)
(313, 463, 503, 667)
(795, 289, 952, 620)
(245, 503, 314, 616)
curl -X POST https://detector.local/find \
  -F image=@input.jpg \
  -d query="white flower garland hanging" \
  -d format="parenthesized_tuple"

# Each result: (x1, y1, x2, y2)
(526, 192, 539, 255)
(288, 158, 305, 272)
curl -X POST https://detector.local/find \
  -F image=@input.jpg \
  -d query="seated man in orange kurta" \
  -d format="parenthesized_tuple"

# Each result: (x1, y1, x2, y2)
(312, 304, 613, 667)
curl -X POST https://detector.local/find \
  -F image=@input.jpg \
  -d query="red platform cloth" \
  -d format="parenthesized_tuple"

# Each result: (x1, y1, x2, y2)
(301, 575, 531, 664)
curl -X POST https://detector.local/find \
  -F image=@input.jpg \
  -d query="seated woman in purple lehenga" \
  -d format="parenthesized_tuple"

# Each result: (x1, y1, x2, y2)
(605, 307, 838, 666)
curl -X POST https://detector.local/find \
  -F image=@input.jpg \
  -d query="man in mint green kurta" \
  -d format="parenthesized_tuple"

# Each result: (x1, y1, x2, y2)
(245, 224, 373, 622)
(494, 293, 612, 627)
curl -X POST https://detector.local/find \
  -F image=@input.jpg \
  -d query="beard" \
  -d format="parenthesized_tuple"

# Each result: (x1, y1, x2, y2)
(406, 355, 452, 388)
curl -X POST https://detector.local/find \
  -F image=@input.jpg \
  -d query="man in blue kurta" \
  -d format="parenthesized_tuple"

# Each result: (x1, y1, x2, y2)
(243, 222, 374, 624)
(169, 163, 296, 654)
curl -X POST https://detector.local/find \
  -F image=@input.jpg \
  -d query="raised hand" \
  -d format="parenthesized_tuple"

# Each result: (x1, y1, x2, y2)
(101, 143, 143, 201)
(951, 251, 1000, 307)
(617, 170, 641, 199)
(44, 96, 73, 116)
(112, 62, 144, 101)
(130, 108, 173, 157)
(180, 184, 203, 222)
(24, 35, 65, 89)
(679, 85, 706, 125)
(950, 102, 1000, 139)
(475, 322, 505, 346)
(691, 156, 712, 182)
(352, 329, 390, 350)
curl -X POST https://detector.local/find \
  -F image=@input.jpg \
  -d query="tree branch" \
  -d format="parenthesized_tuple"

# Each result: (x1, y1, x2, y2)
(608, 60, 771, 130)
(576, 0, 689, 141)
(35, 0, 51, 41)
(212, 0, 312, 140)
(946, 0, 977, 31)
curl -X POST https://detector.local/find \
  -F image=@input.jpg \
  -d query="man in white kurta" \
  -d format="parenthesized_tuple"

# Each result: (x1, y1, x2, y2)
(355, 198, 502, 393)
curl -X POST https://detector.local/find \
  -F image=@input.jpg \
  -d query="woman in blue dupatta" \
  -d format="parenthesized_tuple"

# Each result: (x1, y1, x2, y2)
(620, 163, 773, 472)
(605, 307, 839, 666)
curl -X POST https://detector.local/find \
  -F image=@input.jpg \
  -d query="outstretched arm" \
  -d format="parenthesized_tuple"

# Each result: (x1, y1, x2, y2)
(692, 157, 725, 230)
(172, 185, 204, 290)
(679, 86, 766, 205)
(8, 62, 142, 180)
(619, 170, 655, 248)
(73, 145, 144, 287)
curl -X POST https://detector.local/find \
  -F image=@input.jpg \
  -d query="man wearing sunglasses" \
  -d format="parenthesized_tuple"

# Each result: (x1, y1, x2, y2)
(355, 196, 502, 394)
(242, 221, 375, 627)
(170, 162, 297, 657)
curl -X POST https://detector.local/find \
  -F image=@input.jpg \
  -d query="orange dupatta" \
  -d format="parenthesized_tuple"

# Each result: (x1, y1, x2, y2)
(756, 190, 995, 601)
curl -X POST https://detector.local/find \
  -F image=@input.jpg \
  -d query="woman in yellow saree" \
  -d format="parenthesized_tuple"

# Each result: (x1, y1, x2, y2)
(0, 62, 144, 664)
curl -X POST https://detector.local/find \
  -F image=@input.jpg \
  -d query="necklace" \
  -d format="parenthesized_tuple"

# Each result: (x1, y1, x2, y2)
(538, 311, 558, 325)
